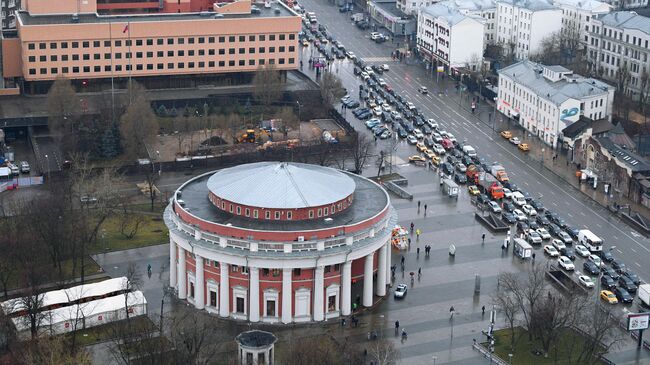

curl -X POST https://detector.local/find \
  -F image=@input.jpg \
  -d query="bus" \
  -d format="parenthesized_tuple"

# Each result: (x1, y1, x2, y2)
(578, 230, 603, 252)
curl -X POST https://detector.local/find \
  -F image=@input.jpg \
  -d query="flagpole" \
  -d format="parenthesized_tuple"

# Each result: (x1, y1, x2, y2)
(127, 21, 132, 104)
(109, 21, 115, 124)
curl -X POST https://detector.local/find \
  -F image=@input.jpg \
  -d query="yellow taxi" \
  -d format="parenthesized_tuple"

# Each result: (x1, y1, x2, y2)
(416, 142, 428, 153)
(468, 185, 480, 195)
(500, 130, 513, 139)
(424, 149, 435, 159)
(518, 143, 530, 152)
(600, 290, 618, 304)
(409, 155, 426, 163)
(430, 154, 441, 166)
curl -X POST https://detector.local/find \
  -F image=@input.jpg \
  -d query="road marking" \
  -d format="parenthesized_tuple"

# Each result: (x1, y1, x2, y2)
(580, 212, 586, 216)
(552, 202, 558, 206)
(567, 213, 573, 218)
(635, 262, 641, 268)
(595, 223, 603, 228)
(523, 181, 529, 186)
(613, 236, 619, 240)
(616, 249, 623, 254)
(549, 191, 556, 196)
(631, 247, 637, 253)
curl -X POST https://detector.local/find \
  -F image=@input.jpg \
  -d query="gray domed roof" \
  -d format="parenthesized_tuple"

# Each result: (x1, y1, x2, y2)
(207, 162, 356, 209)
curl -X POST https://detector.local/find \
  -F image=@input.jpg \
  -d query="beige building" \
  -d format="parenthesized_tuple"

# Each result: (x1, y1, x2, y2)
(1, 0, 301, 93)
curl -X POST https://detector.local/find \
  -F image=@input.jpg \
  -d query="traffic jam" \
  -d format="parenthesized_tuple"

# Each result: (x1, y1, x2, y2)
(298, 7, 648, 309)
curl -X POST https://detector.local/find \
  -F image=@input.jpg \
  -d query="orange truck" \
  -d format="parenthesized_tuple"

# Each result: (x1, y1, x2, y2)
(490, 164, 509, 183)
(466, 164, 481, 181)
(477, 173, 505, 199)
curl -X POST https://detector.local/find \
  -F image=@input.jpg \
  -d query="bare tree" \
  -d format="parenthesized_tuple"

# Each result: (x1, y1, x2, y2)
(253, 64, 283, 110)
(349, 133, 374, 174)
(282, 336, 362, 365)
(13, 335, 92, 365)
(530, 291, 584, 355)
(169, 310, 220, 365)
(319, 71, 346, 108)
(367, 339, 400, 365)
(576, 304, 626, 362)
(491, 278, 521, 350)
(46, 76, 81, 146)
(119, 81, 159, 159)
(497, 265, 547, 341)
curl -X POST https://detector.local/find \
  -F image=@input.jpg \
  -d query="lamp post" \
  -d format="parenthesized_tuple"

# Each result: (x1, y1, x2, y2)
(508, 353, 513, 364)
(432, 355, 438, 365)
(44, 154, 50, 181)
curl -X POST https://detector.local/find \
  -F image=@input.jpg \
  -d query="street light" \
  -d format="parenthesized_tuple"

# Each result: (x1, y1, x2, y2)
(432, 355, 438, 365)
(44, 154, 50, 181)
(508, 353, 513, 364)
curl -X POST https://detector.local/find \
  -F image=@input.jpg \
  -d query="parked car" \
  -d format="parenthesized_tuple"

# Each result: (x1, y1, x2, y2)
(614, 287, 634, 303)
(544, 245, 559, 257)
(558, 256, 574, 270)
(559, 247, 576, 260)
(601, 267, 619, 280)
(622, 270, 641, 285)
(600, 275, 617, 290)
(19, 161, 30, 174)
(618, 276, 637, 293)
(575, 245, 590, 257)
(502, 212, 517, 224)
(551, 239, 565, 251)
(583, 261, 600, 275)
(578, 275, 595, 288)
(536, 228, 551, 240)
(394, 283, 408, 298)
(600, 250, 615, 263)
(600, 290, 618, 304)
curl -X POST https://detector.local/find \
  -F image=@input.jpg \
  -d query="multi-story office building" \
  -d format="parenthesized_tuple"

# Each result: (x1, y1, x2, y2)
(417, 3, 486, 72)
(96, 0, 217, 14)
(496, 0, 562, 60)
(598, 0, 647, 10)
(586, 11, 650, 100)
(555, 0, 611, 50)
(1, 0, 301, 93)
(398, 0, 435, 15)
(497, 60, 614, 147)
(1, 0, 19, 29)
(434, 0, 497, 45)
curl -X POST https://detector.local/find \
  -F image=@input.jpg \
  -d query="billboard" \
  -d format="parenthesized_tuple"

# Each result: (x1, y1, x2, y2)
(559, 99, 580, 125)
(627, 313, 650, 331)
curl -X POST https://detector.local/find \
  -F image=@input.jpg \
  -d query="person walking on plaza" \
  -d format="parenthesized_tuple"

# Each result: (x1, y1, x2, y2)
(416, 247, 420, 258)
(417, 200, 421, 212)
(410, 222, 414, 232)
(416, 229, 421, 241)
(482, 233, 486, 244)
(424, 204, 428, 216)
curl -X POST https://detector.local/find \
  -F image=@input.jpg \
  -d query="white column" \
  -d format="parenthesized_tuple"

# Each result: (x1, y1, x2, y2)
(313, 266, 324, 321)
(377, 245, 387, 296)
(249, 267, 260, 322)
(341, 261, 352, 316)
(177, 246, 187, 299)
(281, 268, 292, 324)
(219, 263, 230, 317)
(169, 238, 177, 288)
(195, 255, 204, 310)
(363, 253, 374, 307)
(386, 241, 392, 284)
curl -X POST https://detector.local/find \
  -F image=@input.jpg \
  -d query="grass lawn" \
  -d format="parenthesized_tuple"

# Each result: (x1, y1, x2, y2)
(490, 327, 606, 365)
(90, 213, 167, 254)
(4, 257, 102, 292)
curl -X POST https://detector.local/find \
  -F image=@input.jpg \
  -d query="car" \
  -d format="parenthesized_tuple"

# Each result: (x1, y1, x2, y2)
(559, 247, 576, 260)
(527, 231, 542, 244)
(476, 193, 490, 205)
(373, 107, 383, 116)
(575, 244, 590, 257)
(544, 245, 559, 257)
(551, 238, 566, 251)
(601, 267, 619, 280)
(516, 221, 530, 233)
(398, 128, 408, 138)
(394, 283, 408, 298)
(558, 256, 575, 270)
(548, 223, 563, 236)
(588, 254, 604, 268)
(622, 270, 641, 285)
(600, 275, 617, 290)
(430, 154, 441, 166)
(536, 215, 550, 226)
(528, 220, 540, 230)
(530, 199, 545, 212)
(488, 201, 502, 213)
(611, 260, 627, 274)
(536, 228, 551, 240)
(378, 78, 387, 87)
(513, 209, 527, 221)
(583, 261, 600, 275)
(19, 161, 30, 174)
(600, 250, 614, 262)
(416, 142, 428, 152)
(509, 137, 521, 145)
(614, 287, 634, 304)
(551, 215, 567, 229)
(426, 119, 439, 129)
(441, 163, 454, 176)
(380, 130, 392, 139)
(424, 149, 436, 159)
(519, 143, 530, 152)
(407, 135, 418, 145)
(365, 118, 381, 128)
(567, 227, 581, 240)
(503, 202, 516, 213)
(468, 185, 480, 196)
(432, 144, 446, 155)
(409, 155, 426, 163)
(454, 173, 467, 184)
(521, 204, 537, 216)
(558, 231, 573, 244)
(347, 51, 356, 59)
(578, 275, 595, 288)
(455, 163, 467, 173)
(381, 64, 390, 71)
(502, 212, 517, 224)
(618, 276, 637, 293)
(501, 130, 513, 139)
(413, 129, 424, 139)
(418, 86, 428, 94)
(502, 188, 513, 199)
(600, 290, 618, 304)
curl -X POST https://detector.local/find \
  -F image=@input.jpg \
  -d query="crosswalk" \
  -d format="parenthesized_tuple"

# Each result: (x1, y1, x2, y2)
(362, 57, 394, 62)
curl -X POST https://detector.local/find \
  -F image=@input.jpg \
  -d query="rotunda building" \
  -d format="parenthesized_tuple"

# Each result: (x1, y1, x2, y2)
(165, 162, 396, 323)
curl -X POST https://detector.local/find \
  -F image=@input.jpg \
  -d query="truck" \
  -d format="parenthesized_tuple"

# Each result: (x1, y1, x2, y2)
(351, 13, 364, 22)
(477, 173, 505, 199)
(578, 229, 603, 252)
(514, 238, 532, 259)
(466, 164, 482, 181)
(462, 145, 477, 157)
(490, 164, 509, 183)
(639, 284, 650, 307)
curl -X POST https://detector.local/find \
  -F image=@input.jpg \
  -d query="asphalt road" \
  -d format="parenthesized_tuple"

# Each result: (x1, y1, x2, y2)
(296, 0, 650, 287)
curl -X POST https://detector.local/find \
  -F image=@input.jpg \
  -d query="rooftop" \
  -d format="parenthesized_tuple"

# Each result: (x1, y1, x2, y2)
(597, 136, 650, 172)
(236, 330, 277, 348)
(373, 1, 414, 20)
(496, 0, 557, 11)
(594, 11, 650, 36)
(422, 3, 486, 24)
(17, 4, 295, 26)
(498, 60, 613, 105)
(206, 162, 356, 210)
(436, 0, 497, 12)
(552, 0, 611, 12)
(178, 169, 389, 232)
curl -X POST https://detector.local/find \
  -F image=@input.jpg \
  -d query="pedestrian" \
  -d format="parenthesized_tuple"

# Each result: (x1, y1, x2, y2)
(416, 229, 421, 240)
(416, 247, 420, 257)
(424, 204, 427, 212)
(418, 200, 421, 210)
(401, 256, 405, 265)
(407, 237, 411, 246)
(482, 305, 485, 316)
(410, 222, 414, 232)
(418, 267, 421, 278)
(341, 317, 346, 326)
(482, 233, 486, 244)
(532, 252, 536, 261)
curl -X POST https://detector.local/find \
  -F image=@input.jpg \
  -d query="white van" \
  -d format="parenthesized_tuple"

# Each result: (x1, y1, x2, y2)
(514, 238, 532, 259)
(462, 145, 477, 157)
(578, 230, 602, 252)
(511, 191, 526, 206)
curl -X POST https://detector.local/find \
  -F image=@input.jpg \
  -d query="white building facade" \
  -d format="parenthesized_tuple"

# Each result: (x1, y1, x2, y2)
(417, 3, 486, 71)
(429, 0, 497, 44)
(496, 0, 563, 60)
(555, 0, 611, 50)
(586, 11, 650, 100)
(497, 60, 615, 147)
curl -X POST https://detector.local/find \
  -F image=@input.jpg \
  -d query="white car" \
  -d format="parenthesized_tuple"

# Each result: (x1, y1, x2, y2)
(575, 245, 590, 257)
(426, 119, 439, 129)
(536, 228, 551, 240)
(407, 135, 418, 145)
(347, 51, 356, 59)
(360, 71, 370, 80)
(513, 209, 527, 221)
(394, 283, 408, 298)
(588, 254, 604, 268)
(381, 64, 389, 71)
(446, 133, 457, 143)
(544, 245, 559, 257)
(488, 201, 502, 213)
(370, 32, 381, 40)
(432, 133, 443, 143)
(413, 129, 424, 139)
(418, 86, 428, 94)
(432, 144, 445, 155)
(509, 137, 521, 145)
(558, 256, 575, 271)
(578, 275, 595, 288)
(502, 188, 513, 199)
(382, 103, 392, 112)
(378, 78, 387, 87)
(558, 231, 573, 244)
(527, 231, 542, 244)
(521, 204, 537, 216)
(364, 66, 374, 75)
(551, 239, 566, 251)
(406, 101, 416, 110)
(373, 107, 383, 116)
